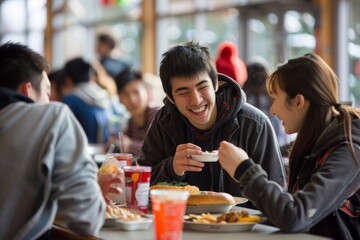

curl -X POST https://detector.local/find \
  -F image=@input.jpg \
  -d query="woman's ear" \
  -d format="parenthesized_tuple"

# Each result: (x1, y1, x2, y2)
(294, 94, 306, 110)
(166, 94, 175, 104)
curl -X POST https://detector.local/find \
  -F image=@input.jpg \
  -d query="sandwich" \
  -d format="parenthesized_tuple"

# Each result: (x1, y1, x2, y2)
(187, 191, 236, 206)
(150, 181, 200, 195)
(150, 182, 235, 205)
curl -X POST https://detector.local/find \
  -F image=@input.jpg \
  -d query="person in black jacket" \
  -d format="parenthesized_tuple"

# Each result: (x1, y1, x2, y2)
(137, 41, 285, 198)
(218, 53, 360, 239)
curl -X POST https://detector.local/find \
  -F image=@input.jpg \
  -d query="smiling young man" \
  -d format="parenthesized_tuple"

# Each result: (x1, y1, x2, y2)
(138, 41, 285, 197)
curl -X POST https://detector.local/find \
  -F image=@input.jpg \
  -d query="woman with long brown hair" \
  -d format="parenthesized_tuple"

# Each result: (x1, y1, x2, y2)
(218, 53, 360, 239)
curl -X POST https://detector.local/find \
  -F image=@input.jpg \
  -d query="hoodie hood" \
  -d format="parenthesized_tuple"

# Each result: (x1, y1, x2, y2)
(71, 82, 111, 109)
(213, 73, 246, 130)
(162, 73, 246, 134)
(0, 87, 33, 111)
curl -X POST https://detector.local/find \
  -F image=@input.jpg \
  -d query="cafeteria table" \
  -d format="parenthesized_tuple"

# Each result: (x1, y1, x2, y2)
(99, 206, 329, 240)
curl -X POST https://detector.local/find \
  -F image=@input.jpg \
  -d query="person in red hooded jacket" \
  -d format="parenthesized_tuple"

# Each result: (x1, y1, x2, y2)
(215, 41, 247, 86)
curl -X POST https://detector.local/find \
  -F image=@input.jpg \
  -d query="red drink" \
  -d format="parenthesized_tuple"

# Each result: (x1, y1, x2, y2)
(109, 153, 133, 167)
(150, 190, 189, 240)
(123, 166, 151, 213)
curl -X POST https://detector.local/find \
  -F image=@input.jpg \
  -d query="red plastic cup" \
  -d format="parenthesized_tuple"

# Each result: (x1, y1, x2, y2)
(150, 189, 189, 240)
(123, 166, 151, 214)
(108, 153, 133, 167)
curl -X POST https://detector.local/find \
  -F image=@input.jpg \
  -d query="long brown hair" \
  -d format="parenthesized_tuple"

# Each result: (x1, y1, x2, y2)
(266, 53, 360, 189)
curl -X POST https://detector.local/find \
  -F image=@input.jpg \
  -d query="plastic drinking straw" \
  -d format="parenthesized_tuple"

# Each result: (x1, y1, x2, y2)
(107, 144, 115, 154)
(118, 132, 124, 153)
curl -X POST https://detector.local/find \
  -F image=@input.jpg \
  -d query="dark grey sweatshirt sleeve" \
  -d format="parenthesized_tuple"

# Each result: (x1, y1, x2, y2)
(236, 146, 360, 233)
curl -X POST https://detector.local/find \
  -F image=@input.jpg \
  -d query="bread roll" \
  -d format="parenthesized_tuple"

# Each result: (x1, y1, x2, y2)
(150, 184, 200, 195)
(187, 191, 236, 206)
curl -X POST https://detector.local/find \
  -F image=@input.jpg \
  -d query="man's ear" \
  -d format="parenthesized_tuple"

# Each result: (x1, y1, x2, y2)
(166, 94, 175, 104)
(18, 82, 32, 97)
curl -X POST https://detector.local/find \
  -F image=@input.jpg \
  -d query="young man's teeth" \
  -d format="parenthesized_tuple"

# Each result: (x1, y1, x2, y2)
(192, 106, 205, 113)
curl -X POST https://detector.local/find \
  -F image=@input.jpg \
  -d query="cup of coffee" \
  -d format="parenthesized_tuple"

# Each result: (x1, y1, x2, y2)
(123, 166, 151, 214)
(150, 189, 189, 240)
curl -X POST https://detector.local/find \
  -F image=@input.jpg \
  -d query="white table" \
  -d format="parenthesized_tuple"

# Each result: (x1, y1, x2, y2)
(99, 207, 329, 240)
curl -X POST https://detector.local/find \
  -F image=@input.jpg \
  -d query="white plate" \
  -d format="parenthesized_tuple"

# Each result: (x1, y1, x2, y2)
(103, 217, 152, 231)
(186, 197, 248, 214)
(191, 152, 218, 162)
(186, 204, 235, 214)
(184, 219, 257, 232)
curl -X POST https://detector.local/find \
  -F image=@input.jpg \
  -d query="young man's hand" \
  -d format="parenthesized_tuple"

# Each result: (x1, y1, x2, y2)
(173, 143, 204, 176)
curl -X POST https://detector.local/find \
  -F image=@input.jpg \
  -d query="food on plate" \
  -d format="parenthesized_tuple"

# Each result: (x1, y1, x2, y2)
(206, 150, 218, 154)
(218, 211, 261, 223)
(150, 181, 200, 195)
(192, 150, 218, 162)
(186, 210, 261, 224)
(150, 183, 236, 206)
(105, 205, 143, 222)
(187, 191, 236, 206)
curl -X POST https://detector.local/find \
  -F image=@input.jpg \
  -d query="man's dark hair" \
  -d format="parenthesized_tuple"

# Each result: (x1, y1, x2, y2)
(97, 33, 116, 50)
(159, 41, 217, 100)
(63, 57, 94, 84)
(48, 69, 65, 97)
(114, 68, 143, 93)
(0, 42, 49, 92)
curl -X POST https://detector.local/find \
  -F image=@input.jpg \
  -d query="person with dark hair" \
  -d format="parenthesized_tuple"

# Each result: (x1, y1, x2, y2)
(96, 33, 131, 78)
(48, 69, 65, 101)
(0, 42, 110, 239)
(218, 53, 360, 239)
(62, 57, 111, 144)
(137, 41, 285, 199)
(114, 68, 160, 156)
(0, 42, 50, 103)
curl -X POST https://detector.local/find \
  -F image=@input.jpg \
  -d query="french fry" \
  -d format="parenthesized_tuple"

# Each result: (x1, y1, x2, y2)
(186, 210, 261, 224)
(237, 215, 261, 223)
(201, 213, 217, 223)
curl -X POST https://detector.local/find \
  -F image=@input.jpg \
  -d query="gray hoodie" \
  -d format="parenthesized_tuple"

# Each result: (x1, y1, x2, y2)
(0, 89, 105, 239)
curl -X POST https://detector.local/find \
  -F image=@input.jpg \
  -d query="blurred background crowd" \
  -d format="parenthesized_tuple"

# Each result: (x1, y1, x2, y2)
(1, 0, 359, 157)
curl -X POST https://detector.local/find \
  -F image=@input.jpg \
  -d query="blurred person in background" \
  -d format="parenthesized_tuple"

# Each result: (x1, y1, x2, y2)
(114, 68, 160, 157)
(0, 42, 108, 239)
(62, 57, 112, 144)
(92, 60, 127, 113)
(243, 57, 293, 157)
(218, 53, 360, 239)
(215, 41, 247, 86)
(143, 72, 166, 108)
(48, 69, 65, 101)
(96, 33, 132, 79)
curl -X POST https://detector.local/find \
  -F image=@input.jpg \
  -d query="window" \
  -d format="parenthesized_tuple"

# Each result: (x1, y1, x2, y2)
(51, 0, 142, 70)
(0, 0, 46, 54)
(349, 0, 360, 106)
